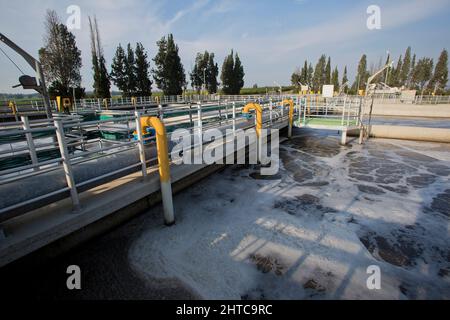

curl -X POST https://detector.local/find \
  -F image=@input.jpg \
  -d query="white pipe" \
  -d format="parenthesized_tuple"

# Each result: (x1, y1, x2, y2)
(161, 181, 175, 226)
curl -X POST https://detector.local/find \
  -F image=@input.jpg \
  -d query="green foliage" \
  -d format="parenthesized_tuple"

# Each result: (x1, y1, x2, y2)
(239, 86, 293, 95)
(411, 57, 434, 93)
(135, 42, 152, 96)
(47, 81, 85, 99)
(111, 42, 152, 97)
(89, 16, 110, 99)
(39, 10, 83, 95)
(125, 43, 137, 96)
(342, 66, 348, 90)
(190, 51, 219, 93)
(325, 57, 331, 84)
(110, 44, 128, 95)
(428, 49, 448, 94)
(399, 47, 412, 86)
(220, 50, 245, 95)
(312, 55, 326, 92)
(233, 53, 245, 93)
(352, 54, 369, 92)
(152, 34, 186, 95)
(332, 67, 340, 92)
(220, 51, 234, 94)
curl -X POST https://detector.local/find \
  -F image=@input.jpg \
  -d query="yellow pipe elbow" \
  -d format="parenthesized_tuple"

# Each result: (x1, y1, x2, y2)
(8, 101, 17, 115)
(282, 99, 295, 126)
(243, 103, 263, 137)
(140, 116, 171, 183)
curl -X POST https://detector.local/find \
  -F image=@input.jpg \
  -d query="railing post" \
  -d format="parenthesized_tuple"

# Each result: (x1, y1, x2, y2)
(54, 119, 80, 212)
(195, 103, 203, 164)
(218, 100, 222, 126)
(158, 104, 164, 120)
(21, 116, 39, 172)
(232, 102, 236, 135)
(341, 97, 347, 126)
(188, 103, 193, 127)
(269, 98, 273, 125)
(135, 112, 148, 178)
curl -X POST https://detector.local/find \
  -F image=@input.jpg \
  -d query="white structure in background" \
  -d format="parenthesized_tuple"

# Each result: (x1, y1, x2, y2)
(322, 85, 335, 98)
(301, 85, 309, 93)
(400, 90, 417, 103)
(367, 82, 401, 95)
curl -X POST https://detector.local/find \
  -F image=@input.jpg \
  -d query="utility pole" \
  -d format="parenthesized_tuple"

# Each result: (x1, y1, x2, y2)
(0, 33, 52, 119)
(203, 67, 206, 95)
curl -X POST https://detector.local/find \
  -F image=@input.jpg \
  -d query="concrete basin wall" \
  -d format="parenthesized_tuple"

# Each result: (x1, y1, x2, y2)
(349, 125, 450, 143)
(366, 103, 450, 118)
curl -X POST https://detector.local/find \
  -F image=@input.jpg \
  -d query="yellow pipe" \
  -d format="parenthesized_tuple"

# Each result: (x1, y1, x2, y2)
(242, 103, 263, 137)
(282, 99, 295, 127)
(8, 101, 17, 115)
(140, 116, 171, 183)
(282, 99, 295, 138)
(103, 98, 109, 110)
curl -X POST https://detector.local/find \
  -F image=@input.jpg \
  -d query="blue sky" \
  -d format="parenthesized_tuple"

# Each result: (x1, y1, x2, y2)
(1, 0, 450, 93)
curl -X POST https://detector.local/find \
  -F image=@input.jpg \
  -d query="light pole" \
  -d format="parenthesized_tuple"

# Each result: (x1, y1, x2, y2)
(203, 67, 206, 96)
(274, 81, 282, 96)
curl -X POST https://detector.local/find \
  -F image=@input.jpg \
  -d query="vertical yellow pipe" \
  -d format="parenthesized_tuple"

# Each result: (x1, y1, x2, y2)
(140, 116, 174, 225)
(141, 117, 171, 183)
(282, 99, 294, 138)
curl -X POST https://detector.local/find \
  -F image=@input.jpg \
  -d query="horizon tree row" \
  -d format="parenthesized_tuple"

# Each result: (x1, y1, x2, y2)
(37, 10, 245, 99)
(291, 47, 448, 95)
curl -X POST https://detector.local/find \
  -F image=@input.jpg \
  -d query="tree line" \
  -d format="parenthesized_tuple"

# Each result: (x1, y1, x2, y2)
(291, 47, 448, 95)
(37, 10, 245, 99)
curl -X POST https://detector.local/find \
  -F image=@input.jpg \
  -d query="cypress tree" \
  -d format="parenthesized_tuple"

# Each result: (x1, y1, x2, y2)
(342, 66, 348, 92)
(152, 34, 186, 95)
(400, 47, 412, 87)
(233, 52, 245, 94)
(332, 67, 340, 92)
(135, 42, 152, 97)
(353, 54, 368, 92)
(312, 55, 326, 92)
(110, 44, 127, 95)
(429, 49, 448, 94)
(206, 52, 219, 94)
(89, 16, 110, 99)
(221, 50, 235, 95)
(291, 68, 301, 88)
(190, 51, 219, 93)
(392, 55, 403, 87)
(325, 57, 331, 84)
(412, 58, 434, 94)
(125, 43, 137, 96)
(307, 63, 314, 88)
(409, 54, 416, 88)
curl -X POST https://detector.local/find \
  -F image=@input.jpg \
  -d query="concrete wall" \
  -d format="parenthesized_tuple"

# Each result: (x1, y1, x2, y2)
(365, 103, 450, 118)
(349, 125, 450, 143)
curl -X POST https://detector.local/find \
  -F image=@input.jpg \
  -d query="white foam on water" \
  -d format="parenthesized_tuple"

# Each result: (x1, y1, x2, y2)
(129, 134, 450, 300)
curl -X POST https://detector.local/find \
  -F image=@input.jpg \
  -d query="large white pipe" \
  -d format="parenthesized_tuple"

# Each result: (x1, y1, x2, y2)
(349, 125, 450, 143)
